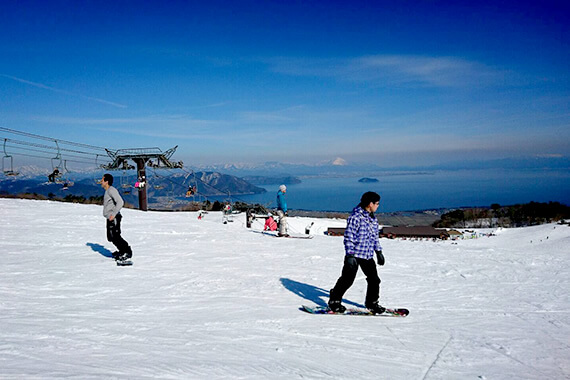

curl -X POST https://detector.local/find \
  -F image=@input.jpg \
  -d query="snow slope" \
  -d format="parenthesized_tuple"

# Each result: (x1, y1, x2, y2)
(0, 198, 569, 379)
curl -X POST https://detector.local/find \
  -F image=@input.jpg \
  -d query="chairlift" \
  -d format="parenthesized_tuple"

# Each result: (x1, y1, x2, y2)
(120, 170, 132, 193)
(185, 185, 197, 197)
(48, 168, 61, 183)
(47, 140, 63, 183)
(224, 190, 233, 205)
(183, 171, 199, 198)
(51, 140, 62, 171)
(2, 139, 19, 176)
(148, 167, 164, 189)
(94, 154, 103, 184)
(60, 160, 74, 189)
(166, 188, 176, 205)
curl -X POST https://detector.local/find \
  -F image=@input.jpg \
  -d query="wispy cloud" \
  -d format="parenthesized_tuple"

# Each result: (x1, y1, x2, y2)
(264, 55, 502, 87)
(0, 74, 128, 108)
(31, 114, 232, 141)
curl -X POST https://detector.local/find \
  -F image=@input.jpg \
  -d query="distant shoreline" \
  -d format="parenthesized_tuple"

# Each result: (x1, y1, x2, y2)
(2, 195, 568, 227)
(288, 208, 444, 226)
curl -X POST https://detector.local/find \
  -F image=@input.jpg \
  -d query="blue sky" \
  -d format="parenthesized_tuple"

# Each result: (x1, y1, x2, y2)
(0, 0, 568, 168)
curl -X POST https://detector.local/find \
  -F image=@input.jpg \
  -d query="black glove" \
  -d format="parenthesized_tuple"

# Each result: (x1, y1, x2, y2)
(375, 250, 385, 266)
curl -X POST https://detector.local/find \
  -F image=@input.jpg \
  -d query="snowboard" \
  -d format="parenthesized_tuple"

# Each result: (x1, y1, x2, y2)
(252, 230, 313, 239)
(275, 233, 313, 240)
(116, 259, 133, 266)
(112, 251, 133, 266)
(300, 305, 409, 317)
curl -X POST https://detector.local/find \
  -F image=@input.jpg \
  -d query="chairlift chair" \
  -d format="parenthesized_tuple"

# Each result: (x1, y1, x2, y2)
(94, 154, 103, 184)
(50, 140, 63, 175)
(48, 168, 62, 183)
(148, 168, 164, 189)
(60, 160, 74, 189)
(185, 185, 197, 197)
(183, 171, 199, 198)
(119, 170, 133, 193)
(2, 139, 19, 176)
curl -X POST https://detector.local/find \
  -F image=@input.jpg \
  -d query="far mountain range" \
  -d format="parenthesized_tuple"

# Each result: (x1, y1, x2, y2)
(193, 155, 570, 177)
(0, 169, 300, 208)
(1, 155, 568, 208)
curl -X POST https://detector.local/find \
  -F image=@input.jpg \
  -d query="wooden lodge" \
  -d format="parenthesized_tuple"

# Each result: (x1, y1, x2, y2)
(326, 226, 450, 240)
(381, 226, 449, 240)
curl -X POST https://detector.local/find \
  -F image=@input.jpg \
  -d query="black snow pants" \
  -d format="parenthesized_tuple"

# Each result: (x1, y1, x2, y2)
(330, 255, 381, 306)
(106, 213, 132, 257)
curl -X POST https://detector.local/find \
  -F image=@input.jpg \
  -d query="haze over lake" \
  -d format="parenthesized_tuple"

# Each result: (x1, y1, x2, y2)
(235, 168, 570, 212)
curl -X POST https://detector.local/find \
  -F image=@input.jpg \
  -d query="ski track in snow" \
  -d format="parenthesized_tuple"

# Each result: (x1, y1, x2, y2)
(0, 198, 569, 379)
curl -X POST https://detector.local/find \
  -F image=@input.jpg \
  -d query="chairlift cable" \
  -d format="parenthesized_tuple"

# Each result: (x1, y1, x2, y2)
(0, 126, 108, 152)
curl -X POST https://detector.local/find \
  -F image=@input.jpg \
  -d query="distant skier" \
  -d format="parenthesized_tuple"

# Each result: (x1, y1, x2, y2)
(328, 191, 386, 314)
(48, 168, 60, 182)
(276, 184, 289, 237)
(101, 173, 132, 262)
(222, 203, 232, 224)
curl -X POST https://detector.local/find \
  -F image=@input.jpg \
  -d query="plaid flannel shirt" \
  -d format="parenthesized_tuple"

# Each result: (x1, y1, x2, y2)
(343, 206, 382, 260)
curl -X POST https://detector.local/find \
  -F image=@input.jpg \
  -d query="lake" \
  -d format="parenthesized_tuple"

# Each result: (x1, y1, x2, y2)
(230, 169, 570, 213)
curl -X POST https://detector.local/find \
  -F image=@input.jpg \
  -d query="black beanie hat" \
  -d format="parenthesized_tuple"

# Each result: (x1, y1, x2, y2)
(359, 191, 380, 208)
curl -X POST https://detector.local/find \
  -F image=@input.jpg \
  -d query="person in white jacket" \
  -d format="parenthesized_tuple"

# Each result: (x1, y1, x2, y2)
(101, 173, 132, 260)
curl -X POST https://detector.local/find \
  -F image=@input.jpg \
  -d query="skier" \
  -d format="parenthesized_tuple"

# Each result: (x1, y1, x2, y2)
(328, 191, 386, 314)
(48, 168, 60, 183)
(222, 203, 232, 224)
(101, 173, 133, 262)
(276, 184, 289, 237)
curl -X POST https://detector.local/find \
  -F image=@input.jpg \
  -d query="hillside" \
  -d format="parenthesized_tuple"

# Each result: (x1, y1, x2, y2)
(0, 170, 266, 209)
(0, 198, 569, 378)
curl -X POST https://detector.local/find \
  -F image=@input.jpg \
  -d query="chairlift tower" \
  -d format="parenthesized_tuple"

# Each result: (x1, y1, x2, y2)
(103, 146, 183, 211)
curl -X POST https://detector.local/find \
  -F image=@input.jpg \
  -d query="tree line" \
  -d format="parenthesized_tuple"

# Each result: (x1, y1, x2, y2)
(0, 192, 269, 214)
(0, 192, 105, 205)
(433, 201, 570, 228)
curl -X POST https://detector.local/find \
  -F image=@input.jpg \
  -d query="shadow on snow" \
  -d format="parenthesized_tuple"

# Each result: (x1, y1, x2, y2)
(280, 278, 364, 308)
(86, 242, 113, 258)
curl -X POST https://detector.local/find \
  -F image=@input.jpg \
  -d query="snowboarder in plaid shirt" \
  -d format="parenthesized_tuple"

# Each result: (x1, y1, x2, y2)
(328, 191, 386, 314)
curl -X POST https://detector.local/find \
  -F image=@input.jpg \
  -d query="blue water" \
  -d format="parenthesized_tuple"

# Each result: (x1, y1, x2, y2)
(231, 169, 570, 212)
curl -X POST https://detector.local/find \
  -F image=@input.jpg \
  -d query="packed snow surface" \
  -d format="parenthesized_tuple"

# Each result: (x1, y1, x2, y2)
(0, 198, 569, 379)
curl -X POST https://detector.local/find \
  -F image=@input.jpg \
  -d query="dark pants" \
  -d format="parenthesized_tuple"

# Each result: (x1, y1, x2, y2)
(106, 213, 132, 257)
(331, 255, 381, 306)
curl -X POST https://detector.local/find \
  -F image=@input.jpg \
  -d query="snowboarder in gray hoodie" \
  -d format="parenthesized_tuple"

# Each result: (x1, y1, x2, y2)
(101, 173, 132, 261)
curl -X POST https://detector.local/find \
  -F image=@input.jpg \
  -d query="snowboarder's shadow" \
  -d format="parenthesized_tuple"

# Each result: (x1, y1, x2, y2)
(86, 243, 113, 258)
(280, 278, 364, 308)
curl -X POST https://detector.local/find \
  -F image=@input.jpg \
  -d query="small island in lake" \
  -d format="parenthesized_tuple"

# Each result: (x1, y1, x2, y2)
(358, 177, 379, 183)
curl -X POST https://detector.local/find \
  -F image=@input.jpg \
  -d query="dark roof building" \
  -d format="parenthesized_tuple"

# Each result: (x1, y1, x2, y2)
(327, 226, 450, 240)
(381, 226, 449, 239)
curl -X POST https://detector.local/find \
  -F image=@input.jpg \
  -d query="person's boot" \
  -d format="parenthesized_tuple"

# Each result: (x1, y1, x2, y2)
(366, 301, 386, 315)
(328, 300, 346, 313)
(328, 289, 346, 313)
(117, 252, 130, 261)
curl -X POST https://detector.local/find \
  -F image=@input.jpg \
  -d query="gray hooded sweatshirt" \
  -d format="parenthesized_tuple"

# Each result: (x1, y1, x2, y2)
(103, 186, 124, 219)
